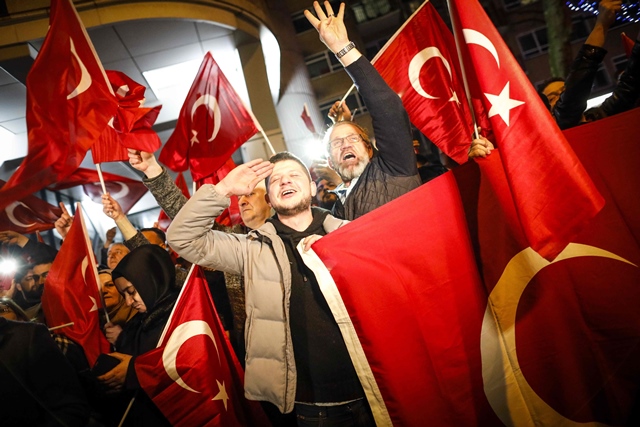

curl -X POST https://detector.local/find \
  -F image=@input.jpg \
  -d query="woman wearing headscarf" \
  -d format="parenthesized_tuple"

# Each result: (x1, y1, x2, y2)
(97, 245, 177, 427)
(99, 267, 137, 346)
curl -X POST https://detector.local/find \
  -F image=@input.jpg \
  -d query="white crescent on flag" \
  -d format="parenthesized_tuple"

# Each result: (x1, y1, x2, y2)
(481, 243, 636, 427)
(67, 37, 92, 100)
(5, 201, 37, 228)
(190, 94, 221, 143)
(408, 47, 459, 103)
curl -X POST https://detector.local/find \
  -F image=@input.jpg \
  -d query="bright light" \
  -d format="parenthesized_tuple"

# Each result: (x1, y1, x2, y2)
(143, 59, 203, 122)
(304, 137, 328, 161)
(0, 258, 18, 276)
(586, 92, 612, 109)
(260, 26, 281, 104)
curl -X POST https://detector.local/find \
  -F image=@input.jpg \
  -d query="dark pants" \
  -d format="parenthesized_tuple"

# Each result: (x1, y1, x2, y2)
(294, 399, 376, 427)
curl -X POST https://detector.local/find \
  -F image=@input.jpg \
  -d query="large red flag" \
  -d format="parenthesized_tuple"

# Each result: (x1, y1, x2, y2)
(41, 204, 111, 367)
(301, 109, 640, 426)
(49, 168, 148, 214)
(157, 172, 191, 232)
(371, 1, 475, 164)
(92, 70, 162, 164)
(159, 52, 259, 181)
(135, 266, 269, 427)
(448, 0, 604, 259)
(0, 181, 62, 234)
(0, 0, 117, 210)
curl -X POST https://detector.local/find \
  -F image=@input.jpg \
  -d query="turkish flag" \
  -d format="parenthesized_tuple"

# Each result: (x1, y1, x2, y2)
(371, 1, 476, 164)
(92, 70, 162, 164)
(300, 109, 640, 426)
(41, 204, 111, 367)
(300, 103, 316, 134)
(0, 180, 62, 234)
(159, 52, 259, 181)
(157, 172, 191, 232)
(448, 0, 604, 259)
(49, 168, 148, 214)
(135, 266, 270, 426)
(0, 0, 117, 211)
(200, 158, 243, 227)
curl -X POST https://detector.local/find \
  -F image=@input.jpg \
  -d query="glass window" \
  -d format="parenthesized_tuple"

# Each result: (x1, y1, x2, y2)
(305, 51, 342, 78)
(503, 0, 522, 11)
(350, 0, 393, 23)
(570, 17, 590, 41)
(291, 11, 314, 33)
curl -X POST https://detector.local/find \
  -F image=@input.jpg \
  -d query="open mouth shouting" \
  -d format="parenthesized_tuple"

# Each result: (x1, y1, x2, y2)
(281, 188, 297, 198)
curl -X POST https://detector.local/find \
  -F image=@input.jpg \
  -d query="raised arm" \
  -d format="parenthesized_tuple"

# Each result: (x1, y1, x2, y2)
(305, 1, 415, 175)
(129, 149, 188, 219)
(167, 160, 273, 275)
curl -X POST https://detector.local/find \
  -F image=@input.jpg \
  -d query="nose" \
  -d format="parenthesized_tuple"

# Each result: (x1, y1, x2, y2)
(239, 195, 248, 206)
(124, 293, 134, 306)
(281, 174, 292, 185)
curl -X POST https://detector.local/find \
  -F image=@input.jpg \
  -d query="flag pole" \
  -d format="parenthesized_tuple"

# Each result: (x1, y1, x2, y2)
(95, 163, 108, 194)
(259, 129, 276, 157)
(117, 391, 137, 427)
(446, 0, 479, 139)
(340, 84, 355, 106)
(48, 322, 74, 331)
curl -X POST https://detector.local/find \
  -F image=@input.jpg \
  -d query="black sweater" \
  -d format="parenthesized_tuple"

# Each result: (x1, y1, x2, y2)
(269, 208, 364, 403)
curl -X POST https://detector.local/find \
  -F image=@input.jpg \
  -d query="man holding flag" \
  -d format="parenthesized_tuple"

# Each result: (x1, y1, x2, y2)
(307, 1, 492, 221)
(167, 152, 377, 426)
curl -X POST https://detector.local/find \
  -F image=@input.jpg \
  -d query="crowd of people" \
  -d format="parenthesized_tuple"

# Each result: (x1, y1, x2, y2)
(0, 1, 638, 426)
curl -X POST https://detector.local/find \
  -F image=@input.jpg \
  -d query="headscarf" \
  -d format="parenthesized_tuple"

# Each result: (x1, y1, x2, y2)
(97, 267, 136, 326)
(111, 245, 176, 312)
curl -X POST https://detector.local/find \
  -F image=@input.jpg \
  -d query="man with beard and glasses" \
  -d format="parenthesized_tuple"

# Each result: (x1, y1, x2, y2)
(314, 1, 492, 220)
(168, 152, 377, 426)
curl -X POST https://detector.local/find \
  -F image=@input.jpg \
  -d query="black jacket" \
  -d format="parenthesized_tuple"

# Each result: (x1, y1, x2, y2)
(0, 318, 90, 427)
(332, 56, 421, 221)
(587, 41, 640, 121)
(553, 44, 607, 129)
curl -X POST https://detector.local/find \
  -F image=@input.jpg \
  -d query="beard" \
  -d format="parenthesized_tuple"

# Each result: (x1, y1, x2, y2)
(273, 195, 312, 217)
(319, 192, 338, 209)
(335, 156, 369, 182)
(21, 285, 44, 305)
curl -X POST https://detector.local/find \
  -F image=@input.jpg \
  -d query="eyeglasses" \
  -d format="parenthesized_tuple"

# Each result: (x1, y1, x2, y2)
(24, 271, 49, 282)
(328, 133, 363, 150)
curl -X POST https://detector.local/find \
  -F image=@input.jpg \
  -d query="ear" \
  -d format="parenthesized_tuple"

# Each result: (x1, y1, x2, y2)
(265, 193, 272, 207)
(310, 180, 317, 198)
(14, 281, 22, 292)
(366, 144, 374, 159)
(327, 154, 335, 169)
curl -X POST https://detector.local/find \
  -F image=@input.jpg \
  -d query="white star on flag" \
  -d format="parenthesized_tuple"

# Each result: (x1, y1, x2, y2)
(212, 379, 229, 410)
(89, 296, 98, 312)
(484, 81, 524, 126)
(190, 130, 199, 146)
(449, 88, 461, 105)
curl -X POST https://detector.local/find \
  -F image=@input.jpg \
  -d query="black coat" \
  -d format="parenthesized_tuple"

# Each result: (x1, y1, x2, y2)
(0, 318, 90, 427)
(332, 56, 421, 221)
(110, 245, 178, 427)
